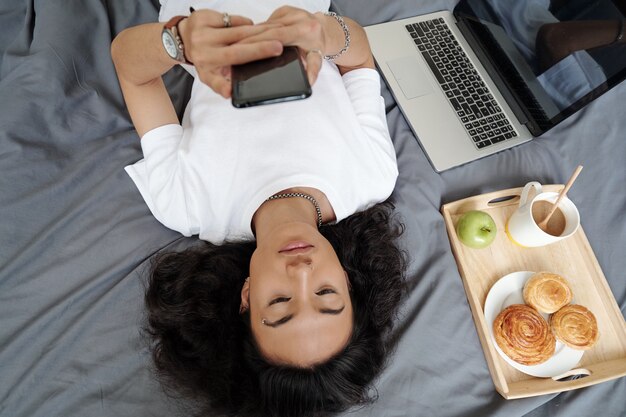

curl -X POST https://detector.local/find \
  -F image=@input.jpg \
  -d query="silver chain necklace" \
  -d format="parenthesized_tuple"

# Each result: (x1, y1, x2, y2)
(265, 192, 323, 227)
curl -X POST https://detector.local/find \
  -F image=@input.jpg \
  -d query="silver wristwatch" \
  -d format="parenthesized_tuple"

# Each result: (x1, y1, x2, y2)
(161, 16, 189, 63)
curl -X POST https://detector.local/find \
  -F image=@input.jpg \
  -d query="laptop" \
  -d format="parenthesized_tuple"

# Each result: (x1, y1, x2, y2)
(365, 0, 626, 171)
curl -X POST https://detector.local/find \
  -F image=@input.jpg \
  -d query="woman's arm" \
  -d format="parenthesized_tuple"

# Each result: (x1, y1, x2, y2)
(111, 22, 180, 137)
(536, 20, 625, 72)
(111, 12, 283, 137)
(316, 13, 375, 75)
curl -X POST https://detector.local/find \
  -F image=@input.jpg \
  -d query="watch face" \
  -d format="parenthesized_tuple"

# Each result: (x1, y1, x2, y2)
(161, 31, 178, 59)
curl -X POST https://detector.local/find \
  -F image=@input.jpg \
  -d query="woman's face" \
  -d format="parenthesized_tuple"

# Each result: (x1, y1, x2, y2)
(242, 222, 353, 367)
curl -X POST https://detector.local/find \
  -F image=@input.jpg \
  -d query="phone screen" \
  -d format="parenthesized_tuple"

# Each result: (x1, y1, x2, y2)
(231, 46, 312, 108)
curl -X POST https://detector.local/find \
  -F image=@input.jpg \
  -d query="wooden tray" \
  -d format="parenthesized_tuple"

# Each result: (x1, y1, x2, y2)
(441, 185, 626, 399)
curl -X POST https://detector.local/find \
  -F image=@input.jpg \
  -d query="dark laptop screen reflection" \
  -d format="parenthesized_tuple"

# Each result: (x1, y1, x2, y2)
(456, 0, 626, 124)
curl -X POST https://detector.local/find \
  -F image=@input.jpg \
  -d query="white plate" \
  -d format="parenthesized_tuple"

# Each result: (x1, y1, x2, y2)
(483, 271, 584, 378)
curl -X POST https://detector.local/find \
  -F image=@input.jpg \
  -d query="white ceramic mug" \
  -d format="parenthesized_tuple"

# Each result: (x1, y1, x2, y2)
(506, 181, 580, 247)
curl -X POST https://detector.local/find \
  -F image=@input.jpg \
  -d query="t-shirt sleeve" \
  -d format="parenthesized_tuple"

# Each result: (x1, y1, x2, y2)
(341, 68, 398, 180)
(124, 124, 197, 237)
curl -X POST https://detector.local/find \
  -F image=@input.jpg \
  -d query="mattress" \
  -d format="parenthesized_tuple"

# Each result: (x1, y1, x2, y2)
(1, 0, 624, 416)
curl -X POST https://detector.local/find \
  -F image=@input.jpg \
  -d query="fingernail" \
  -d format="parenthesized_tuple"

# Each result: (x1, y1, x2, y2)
(189, 6, 195, 13)
(272, 41, 283, 55)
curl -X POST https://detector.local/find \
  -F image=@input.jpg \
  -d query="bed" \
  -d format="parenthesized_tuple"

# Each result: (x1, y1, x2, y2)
(1, 0, 624, 416)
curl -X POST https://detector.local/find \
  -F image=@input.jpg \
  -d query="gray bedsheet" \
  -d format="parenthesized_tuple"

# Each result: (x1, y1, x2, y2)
(1, 1, 624, 416)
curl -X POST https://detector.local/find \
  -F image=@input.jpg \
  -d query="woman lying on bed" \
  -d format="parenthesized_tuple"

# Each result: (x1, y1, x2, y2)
(111, 1, 406, 416)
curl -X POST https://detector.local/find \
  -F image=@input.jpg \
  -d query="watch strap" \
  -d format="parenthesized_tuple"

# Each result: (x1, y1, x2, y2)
(164, 15, 186, 30)
(163, 15, 190, 64)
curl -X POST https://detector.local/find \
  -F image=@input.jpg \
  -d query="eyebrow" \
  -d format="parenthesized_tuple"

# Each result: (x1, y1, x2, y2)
(263, 306, 346, 328)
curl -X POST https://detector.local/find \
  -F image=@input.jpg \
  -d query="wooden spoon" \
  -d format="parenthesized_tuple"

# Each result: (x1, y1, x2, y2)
(537, 165, 583, 231)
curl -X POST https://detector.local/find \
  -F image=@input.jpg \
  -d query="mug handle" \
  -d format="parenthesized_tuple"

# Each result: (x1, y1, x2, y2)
(519, 181, 542, 209)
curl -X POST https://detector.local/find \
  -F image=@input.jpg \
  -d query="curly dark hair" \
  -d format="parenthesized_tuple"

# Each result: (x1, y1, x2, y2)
(145, 201, 407, 417)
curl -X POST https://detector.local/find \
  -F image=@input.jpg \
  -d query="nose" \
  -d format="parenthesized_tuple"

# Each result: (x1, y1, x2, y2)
(286, 255, 312, 267)
(286, 258, 313, 302)
(286, 256, 313, 278)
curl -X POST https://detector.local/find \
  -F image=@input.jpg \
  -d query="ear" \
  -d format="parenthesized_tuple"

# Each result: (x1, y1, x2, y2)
(239, 277, 250, 314)
(344, 270, 352, 291)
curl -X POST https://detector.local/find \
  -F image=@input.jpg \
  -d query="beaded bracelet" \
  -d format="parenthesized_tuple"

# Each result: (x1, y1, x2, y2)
(324, 12, 351, 61)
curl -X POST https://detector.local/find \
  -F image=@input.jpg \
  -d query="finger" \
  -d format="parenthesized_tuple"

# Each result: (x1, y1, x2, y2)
(241, 18, 321, 46)
(230, 15, 254, 27)
(237, 26, 302, 46)
(197, 69, 232, 98)
(191, 10, 254, 28)
(190, 38, 282, 70)
(304, 49, 323, 86)
(215, 77, 232, 98)
(266, 5, 298, 21)
(215, 41, 284, 66)
(210, 23, 285, 45)
(265, 5, 312, 24)
(263, 12, 307, 26)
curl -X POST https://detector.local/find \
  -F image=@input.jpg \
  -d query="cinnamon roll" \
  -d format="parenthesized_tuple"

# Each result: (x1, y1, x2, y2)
(523, 272, 573, 314)
(493, 304, 556, 365)
(550, 304, 599, 350)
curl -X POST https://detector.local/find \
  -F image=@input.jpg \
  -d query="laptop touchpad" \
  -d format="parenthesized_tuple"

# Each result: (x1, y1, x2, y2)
(387, 56, 433, 100)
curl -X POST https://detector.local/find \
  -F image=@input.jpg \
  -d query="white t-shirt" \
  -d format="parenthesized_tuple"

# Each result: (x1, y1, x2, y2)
(125, 0, 398, 244)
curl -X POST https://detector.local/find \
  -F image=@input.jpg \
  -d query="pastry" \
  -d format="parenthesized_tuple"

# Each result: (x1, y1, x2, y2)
(523, 272, 572, 314)
(493, 304, 556, 365)
(550, 304, 599, 350)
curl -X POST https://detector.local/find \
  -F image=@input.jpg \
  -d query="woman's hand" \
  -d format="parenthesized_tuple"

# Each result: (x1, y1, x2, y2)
(241, 6, 375, 81)
(178, 10, 284, 97)
(239, 6, 328, 85)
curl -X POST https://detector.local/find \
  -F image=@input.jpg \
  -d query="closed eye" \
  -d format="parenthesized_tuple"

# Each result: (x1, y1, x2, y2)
(269, 297, 291, 306)
(316, 288, 336, 296)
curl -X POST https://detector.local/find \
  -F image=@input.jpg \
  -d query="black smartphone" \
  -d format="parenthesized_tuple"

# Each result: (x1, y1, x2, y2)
(231, 46, 312, 108)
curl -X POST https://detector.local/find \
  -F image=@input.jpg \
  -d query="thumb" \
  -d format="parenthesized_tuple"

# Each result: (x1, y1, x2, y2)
(304, 49, 324, 86)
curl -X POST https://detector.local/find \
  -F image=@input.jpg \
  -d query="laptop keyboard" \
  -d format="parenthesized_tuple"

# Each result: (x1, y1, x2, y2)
(406, 17, 518, 149)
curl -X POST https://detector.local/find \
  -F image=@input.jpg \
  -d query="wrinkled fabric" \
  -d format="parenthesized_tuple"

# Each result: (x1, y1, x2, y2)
(1, 0, 625, 416)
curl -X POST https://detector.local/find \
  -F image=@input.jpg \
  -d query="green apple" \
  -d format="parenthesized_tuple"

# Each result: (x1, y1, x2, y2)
(456, 210, 497, 249)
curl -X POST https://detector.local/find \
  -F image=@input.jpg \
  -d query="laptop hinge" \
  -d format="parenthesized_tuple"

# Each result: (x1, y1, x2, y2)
(455, 18, 542, 135)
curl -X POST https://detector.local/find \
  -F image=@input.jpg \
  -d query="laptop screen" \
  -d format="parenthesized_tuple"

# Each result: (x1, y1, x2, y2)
(454, 0, 626, 135)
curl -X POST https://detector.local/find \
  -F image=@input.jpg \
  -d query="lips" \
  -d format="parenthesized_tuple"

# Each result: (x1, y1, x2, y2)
(279, 241, 314, 254)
